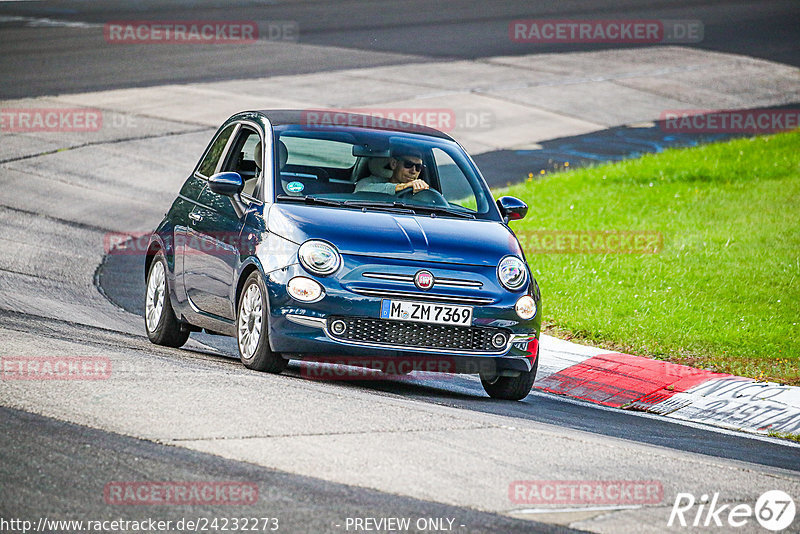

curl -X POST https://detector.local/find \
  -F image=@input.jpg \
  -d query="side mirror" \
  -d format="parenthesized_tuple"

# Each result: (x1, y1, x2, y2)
(208, 172, 244, 197)
(496, 196, 528, 222)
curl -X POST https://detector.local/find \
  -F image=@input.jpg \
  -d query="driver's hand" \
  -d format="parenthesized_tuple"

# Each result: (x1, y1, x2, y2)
(409, 179, 429, 193)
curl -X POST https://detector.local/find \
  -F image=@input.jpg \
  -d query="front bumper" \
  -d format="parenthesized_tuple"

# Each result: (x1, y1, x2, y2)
(264, 256, 540, 374)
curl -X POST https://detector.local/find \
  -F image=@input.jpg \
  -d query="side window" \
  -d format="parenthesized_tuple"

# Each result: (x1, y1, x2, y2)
(197, 124, 235, 177)
(433, 148, 478, 211)
(222, 130, 260, 174)
(221, 127, 262, 199)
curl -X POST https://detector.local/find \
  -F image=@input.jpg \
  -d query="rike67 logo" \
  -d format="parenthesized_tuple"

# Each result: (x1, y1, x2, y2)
(669, 490, 796, 531)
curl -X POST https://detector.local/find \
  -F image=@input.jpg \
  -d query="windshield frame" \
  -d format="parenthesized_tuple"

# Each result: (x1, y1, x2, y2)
(270, 124, 502, 222)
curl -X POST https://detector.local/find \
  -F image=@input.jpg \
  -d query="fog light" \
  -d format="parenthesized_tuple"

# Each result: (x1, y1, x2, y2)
(287, 277, 324, 302)
(515, 295, 536, 320)
(330, 319, 347, 336)
(491, 332, 508, 349)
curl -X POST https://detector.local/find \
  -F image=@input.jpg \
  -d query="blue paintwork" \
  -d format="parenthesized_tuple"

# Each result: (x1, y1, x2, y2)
(147, 110, 541, 372)
(267, 203, 524, 266)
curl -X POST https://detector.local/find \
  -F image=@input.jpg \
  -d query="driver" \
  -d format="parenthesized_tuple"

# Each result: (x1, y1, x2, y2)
(355, 148, 429, 195)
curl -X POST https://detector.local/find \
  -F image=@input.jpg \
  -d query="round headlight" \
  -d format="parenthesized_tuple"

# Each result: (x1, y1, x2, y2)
(497, 256, 527, 291)
(298, 240, 340, 275)
(288, 277, 324, 302)
(515, 295, 537, 320)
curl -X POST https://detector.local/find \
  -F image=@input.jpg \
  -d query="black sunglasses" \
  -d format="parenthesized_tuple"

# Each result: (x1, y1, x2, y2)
(398, 158, 423, 172)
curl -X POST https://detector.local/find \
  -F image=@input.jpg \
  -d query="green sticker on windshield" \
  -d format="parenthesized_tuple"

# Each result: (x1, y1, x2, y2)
(287, 181, 304, 193)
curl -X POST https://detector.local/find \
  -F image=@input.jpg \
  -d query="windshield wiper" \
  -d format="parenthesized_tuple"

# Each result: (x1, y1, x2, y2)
(277, 195, 475, 219)
(390, 202, 476, 219)
(277, 196, 413, 214)
(342, 200, 416, 214)
(276, 195, 344, 207)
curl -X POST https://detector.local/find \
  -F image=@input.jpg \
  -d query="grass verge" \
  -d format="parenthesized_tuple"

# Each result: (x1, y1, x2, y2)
(498, 131, 800, 384)
(767, 430, 800, 443)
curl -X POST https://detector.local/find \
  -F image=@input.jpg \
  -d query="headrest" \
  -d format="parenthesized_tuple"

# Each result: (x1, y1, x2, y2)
(254, 141, 262, 170)
(368, 157, 392, 179)
(278, 140, 288, 170)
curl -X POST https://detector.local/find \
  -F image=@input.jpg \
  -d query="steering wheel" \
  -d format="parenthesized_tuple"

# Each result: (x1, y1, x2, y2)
(396, 187, 449, 207)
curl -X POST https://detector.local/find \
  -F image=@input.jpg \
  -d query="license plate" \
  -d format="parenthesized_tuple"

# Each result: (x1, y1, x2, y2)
(380, 299, 472, 326)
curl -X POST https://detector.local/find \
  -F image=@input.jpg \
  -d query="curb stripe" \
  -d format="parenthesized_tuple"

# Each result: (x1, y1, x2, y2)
(535, 352, 729, 409)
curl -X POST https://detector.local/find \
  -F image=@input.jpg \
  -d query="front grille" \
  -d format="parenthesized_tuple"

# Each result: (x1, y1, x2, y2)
(362, 272, 483, 288)
(327, 316, 508, 353)
(349, 288, 494, 306)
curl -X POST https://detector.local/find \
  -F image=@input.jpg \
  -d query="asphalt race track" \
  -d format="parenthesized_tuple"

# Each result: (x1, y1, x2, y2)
(1, 406, 564, 533)
(1, 2, 799, 533)
(0, 0, 798, 98)
(99, 246, 800, 472)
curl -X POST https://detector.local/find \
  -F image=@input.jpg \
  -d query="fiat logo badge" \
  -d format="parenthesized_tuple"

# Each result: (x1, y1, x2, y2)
(414, 270, 435, 290)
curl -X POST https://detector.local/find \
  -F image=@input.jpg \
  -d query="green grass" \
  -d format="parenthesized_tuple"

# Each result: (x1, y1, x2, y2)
(768, 430, 800, 443)
(497, 131, 800, 385)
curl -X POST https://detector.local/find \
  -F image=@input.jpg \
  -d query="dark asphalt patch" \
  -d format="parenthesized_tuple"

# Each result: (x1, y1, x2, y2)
(0, 406, 578, 534)
(0, 0, 797, 98)
(473, 103, 800, 188)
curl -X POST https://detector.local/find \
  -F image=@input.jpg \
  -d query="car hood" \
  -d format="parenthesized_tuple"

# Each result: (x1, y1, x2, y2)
(267, 204, 522, 266)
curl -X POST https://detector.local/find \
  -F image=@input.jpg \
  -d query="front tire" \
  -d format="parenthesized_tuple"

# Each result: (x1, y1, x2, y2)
(145, 251, 190, 348)
(237, 271, 287, 373)
(480, 351, 539, 401)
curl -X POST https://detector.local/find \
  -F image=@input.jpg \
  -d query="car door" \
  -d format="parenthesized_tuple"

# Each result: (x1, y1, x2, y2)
(183, 123, 263, 320)
(173, 123, 236, 309)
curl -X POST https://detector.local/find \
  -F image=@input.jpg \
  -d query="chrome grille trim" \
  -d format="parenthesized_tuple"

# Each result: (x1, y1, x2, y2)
(349, 287, 494, 306)
(362, 272, 483, 288)
(438, 279, 483, 288)
(286, 314, 327, 328)
(362, 272, 414, 282)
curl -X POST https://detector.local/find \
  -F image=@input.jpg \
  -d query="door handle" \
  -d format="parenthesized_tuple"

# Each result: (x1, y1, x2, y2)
(188, 212, 203, 223)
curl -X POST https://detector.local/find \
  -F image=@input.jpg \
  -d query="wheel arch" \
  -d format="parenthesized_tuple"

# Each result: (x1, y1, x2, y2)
(235, 258, 267, 312)
(144, 241, 161, 282)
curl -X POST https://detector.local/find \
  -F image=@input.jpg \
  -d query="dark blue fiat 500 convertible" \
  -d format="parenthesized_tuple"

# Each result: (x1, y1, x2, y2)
(145, 110, 541, 400)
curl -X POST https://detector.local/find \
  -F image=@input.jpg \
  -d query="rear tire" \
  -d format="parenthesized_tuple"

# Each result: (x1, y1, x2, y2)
(237, 271, 288, 374)
(144, 251, 190, 348)
(480, 350, 539, 400)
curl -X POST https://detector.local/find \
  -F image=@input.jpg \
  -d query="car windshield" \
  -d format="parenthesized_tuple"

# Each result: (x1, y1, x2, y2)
(272, 124, 500, 221)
